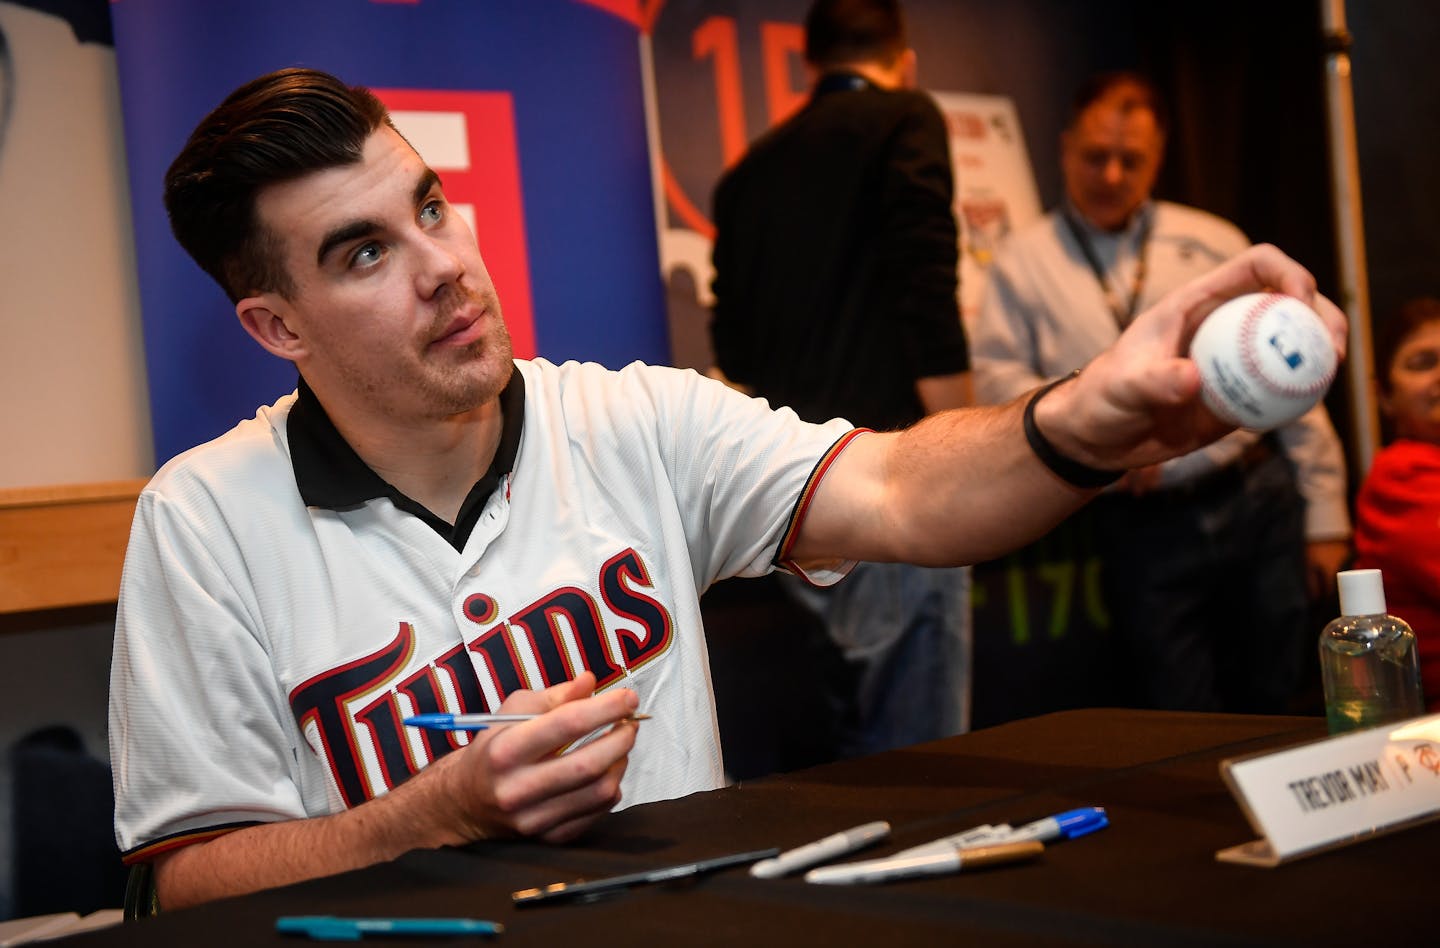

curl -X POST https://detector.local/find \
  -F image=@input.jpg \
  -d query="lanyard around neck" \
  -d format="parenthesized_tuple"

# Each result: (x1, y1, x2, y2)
(1061, 207, 1153, 329)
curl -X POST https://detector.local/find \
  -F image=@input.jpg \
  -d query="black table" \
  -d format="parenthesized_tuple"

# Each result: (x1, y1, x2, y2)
(67, 709, 1436, 946)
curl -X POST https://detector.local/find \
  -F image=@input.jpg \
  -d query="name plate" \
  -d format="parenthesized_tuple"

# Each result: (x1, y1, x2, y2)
(1217, 713, 1440, 866)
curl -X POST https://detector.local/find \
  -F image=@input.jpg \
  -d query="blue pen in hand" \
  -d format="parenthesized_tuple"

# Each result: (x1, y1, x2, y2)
(276, 916, 503, 940)
(404, 712, 651, 732)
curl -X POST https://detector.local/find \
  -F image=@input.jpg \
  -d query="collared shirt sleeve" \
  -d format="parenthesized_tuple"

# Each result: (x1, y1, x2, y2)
(110, 482, 309, 863)
(1275, 403, 1352, 540)
(603, 363, 857, 588)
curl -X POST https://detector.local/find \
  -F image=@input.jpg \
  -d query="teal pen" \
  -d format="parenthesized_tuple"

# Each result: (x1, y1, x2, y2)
(275, 915, 503, 940)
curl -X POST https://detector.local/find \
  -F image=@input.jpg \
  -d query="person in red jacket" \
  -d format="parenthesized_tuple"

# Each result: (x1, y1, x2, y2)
(1354, 297, 1440, 711)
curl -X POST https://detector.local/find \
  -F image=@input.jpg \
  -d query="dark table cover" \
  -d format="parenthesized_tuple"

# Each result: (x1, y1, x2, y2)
(65, 709, 1436, 946)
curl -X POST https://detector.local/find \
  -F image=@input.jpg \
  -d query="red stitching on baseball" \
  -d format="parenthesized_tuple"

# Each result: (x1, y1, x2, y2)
(1236, 294, 1277, 391)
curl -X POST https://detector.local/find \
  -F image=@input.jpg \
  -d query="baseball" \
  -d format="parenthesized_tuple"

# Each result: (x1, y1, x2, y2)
(1189, 292, 1338, 430)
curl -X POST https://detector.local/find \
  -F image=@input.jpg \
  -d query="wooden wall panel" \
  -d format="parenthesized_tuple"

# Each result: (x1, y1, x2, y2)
(0, 480, 146, 615)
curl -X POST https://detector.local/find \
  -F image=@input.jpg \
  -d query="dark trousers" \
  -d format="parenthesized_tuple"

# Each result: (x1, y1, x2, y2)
(1093, 446, 1308, 714)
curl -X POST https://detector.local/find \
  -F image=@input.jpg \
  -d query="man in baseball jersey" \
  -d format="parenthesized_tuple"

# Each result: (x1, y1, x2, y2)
(110, 67, 1346, 909)
(971, 72, 1351, 713)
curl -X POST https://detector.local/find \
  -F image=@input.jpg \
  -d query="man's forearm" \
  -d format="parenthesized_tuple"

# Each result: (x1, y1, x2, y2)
(793, 395, 1099, 568)
(790, 245, 1347, 577)
(148, 677, 638, 910)
(885, 395, 1101, 562)
(154, 753, 466, 910)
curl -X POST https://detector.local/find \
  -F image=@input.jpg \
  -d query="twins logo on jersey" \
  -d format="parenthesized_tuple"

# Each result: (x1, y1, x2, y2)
(289, 547, 673, 807)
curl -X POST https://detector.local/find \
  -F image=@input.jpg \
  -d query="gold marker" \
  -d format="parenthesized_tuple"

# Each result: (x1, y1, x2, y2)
(803, 839, 1044, 885)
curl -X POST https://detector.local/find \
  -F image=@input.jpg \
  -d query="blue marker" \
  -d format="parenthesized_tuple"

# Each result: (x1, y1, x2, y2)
(997, 806, 1109, 844)
(893, 806, 1107, 860)
(275, 916, 503, 940)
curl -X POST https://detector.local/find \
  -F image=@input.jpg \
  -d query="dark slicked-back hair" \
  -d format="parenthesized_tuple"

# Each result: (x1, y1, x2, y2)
(1377, 297, 1440, 394)
(804, 0, 907, 70)
(1067, 70, 1169, 137)
(164, 67, 392, 303)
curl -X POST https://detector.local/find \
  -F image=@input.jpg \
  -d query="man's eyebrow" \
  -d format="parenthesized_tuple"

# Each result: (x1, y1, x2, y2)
(316, 219, 380, 267)
(314, 168, 444, 267)
(415, 167, 442, 206)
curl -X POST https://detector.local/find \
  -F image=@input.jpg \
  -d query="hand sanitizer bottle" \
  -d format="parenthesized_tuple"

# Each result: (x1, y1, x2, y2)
(1319, 569, 1426, 734)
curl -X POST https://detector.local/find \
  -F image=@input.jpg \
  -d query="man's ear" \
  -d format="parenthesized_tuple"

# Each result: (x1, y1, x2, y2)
(236, 296, 306, 361)
(899, 48, 918, 89)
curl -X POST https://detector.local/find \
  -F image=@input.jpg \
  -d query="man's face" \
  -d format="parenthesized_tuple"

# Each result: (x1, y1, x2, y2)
(245, 125, 512, 424)
(1383, 319, 1440, 443)
(1061, 99, 1164, 232)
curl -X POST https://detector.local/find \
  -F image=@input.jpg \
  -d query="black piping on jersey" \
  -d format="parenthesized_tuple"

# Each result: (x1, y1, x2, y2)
(120, 819, 266, 865)
(287, 369, 526, 552)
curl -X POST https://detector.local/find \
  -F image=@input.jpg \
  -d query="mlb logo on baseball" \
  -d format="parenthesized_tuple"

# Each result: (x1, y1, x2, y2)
(1268, 328, 1306, 369)
(1190, 293, 1338, 430)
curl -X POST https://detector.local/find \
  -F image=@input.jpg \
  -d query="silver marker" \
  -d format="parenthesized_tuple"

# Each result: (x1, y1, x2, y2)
(749, 820, 891, 879)
(886, 822, 1010, 861)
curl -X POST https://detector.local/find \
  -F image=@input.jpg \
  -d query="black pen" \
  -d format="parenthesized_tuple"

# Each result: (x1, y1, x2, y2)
(512, 847, 779, 906)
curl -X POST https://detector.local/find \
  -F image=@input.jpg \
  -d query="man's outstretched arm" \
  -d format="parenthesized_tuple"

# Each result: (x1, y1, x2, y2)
(791, 245, 1347, 568)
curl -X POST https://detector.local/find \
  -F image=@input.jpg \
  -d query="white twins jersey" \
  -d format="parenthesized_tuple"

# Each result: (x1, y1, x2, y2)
(110, 359, 856, 861)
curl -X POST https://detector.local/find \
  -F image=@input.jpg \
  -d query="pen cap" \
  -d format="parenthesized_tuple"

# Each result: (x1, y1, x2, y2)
(1054, 807, 1108, 838)
(275, 917, 358, 940)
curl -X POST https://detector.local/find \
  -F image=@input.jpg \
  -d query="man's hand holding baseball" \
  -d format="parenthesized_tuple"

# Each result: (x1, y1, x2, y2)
(1032, 244, 1347, 473)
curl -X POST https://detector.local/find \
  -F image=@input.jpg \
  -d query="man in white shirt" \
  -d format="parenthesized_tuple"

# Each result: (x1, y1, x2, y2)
(973, 72, 1351, 713)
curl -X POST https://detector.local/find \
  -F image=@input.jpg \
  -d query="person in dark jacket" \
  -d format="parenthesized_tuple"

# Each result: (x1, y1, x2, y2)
(710, 0, 973, 756)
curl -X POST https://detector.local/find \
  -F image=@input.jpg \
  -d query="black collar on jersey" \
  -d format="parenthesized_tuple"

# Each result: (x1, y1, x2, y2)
(813, 71, 875, 99)
(1060, 200, 1155, 330)
(287, 368, 526, 551)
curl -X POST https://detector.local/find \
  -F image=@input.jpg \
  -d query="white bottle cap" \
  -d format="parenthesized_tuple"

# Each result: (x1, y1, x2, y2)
(1337, 568, 1387, 616)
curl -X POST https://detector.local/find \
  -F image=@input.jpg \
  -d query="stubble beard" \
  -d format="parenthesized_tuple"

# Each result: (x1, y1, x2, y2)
(416, 285, 514, 418)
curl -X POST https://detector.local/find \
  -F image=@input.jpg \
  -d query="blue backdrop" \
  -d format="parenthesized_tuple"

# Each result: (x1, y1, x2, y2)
(110, 0, 667, 465)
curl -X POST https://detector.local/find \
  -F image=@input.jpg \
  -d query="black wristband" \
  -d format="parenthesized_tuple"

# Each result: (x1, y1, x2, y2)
(1022, 371, 1125, 489)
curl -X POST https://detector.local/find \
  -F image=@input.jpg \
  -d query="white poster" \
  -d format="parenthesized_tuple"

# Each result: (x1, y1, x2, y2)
(0, 2, 152, 487)
(930, 91, 1042, 330)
